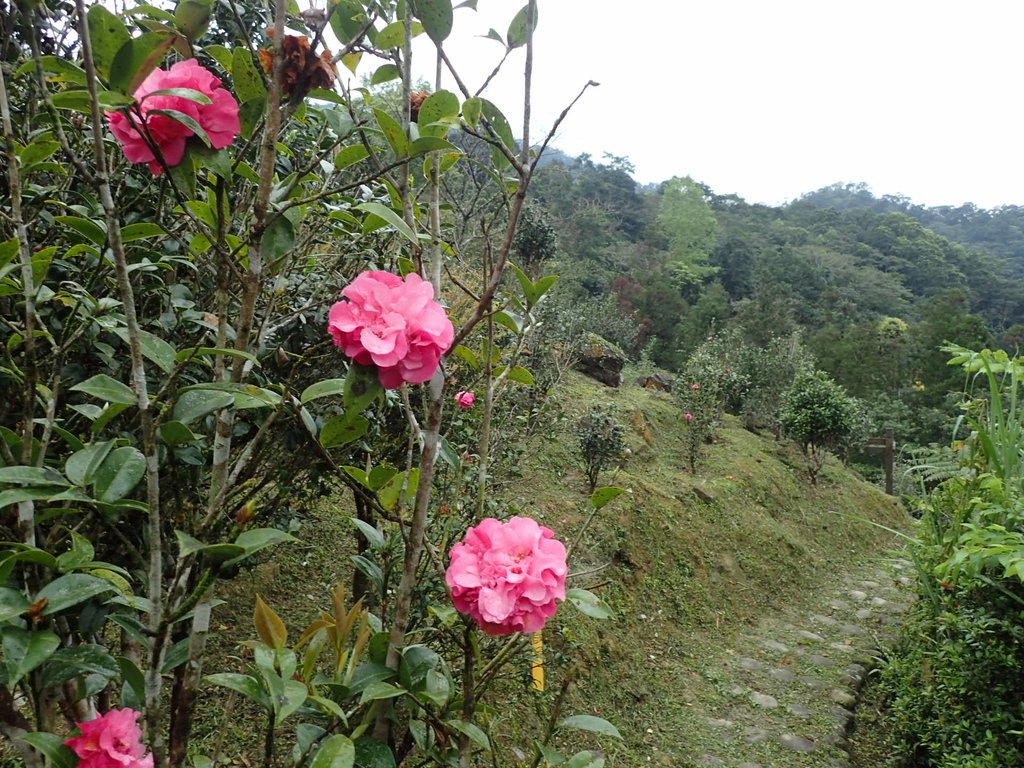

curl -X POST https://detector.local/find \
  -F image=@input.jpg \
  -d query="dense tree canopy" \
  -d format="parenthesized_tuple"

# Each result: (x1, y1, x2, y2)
(528, 158, 1024, 445)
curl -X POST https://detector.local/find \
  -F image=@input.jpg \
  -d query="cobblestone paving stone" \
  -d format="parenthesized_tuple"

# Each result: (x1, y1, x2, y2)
(691, 556, 914, 768)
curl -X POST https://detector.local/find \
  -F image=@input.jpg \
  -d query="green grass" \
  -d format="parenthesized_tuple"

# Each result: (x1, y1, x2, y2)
(495, 371, 909, 764)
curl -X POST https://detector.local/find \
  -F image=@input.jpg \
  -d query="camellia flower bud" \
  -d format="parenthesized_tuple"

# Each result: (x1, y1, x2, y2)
(454, 390, 476, 408)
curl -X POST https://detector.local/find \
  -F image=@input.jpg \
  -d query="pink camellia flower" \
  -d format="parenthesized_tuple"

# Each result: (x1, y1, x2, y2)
(107, 59, 240, 175)
(328, 270, 454, 388)
(65, 708, 153, 768)
(684, 412, 694, 421)
(454, 390, 476, 408)
(691, 382, 700, 390)
(446, 516, 568, 636)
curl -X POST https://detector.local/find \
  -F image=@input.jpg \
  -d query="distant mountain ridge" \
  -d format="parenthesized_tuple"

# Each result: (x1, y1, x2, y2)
(795, 182, 1024, 276)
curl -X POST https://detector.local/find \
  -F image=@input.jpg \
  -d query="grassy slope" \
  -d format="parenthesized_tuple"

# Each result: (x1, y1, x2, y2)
(499, 370, 909, 765)
(194, 369, 909, 765)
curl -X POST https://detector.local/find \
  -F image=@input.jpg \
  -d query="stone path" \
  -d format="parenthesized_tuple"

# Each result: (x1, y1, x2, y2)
(688, 556, 914, 768)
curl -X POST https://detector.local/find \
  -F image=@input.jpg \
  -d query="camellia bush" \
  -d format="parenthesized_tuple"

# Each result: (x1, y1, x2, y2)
(780, 369, 858, 484)
(0, 2, 617, 767)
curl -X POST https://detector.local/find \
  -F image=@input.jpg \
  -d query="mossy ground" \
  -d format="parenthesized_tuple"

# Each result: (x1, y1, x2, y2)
(183, 369, 909, 766)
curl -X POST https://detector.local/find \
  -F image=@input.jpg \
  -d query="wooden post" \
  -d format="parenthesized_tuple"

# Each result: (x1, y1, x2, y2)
(865, 430, 896, 495)
(884, 429, 894, 496)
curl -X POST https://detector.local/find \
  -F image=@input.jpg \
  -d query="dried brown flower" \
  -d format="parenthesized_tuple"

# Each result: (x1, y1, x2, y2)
(409, 90, 429, 122)
(259, 30, 337, 101)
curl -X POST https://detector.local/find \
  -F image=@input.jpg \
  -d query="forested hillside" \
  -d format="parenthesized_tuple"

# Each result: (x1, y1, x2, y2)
(525, 155, 1024, 446)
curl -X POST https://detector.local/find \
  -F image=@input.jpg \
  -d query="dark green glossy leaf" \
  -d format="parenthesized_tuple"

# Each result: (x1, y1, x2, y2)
(226, 528, 296, 566)
(143, 87, 211, 105)
(0, 488, 87, 509)
(353, 737, 395, 768)
(87, 6, 131, 81)
(90, 402, 131, 435)
(343, 363, 382, 413)
(372, 108, 408, 157)
(238, 97, 265, 141)
(260, 214, 294, 265)
(309, 734, 355, 768)
(416, 89, 459, 137)
(320, 414, 368, 449)
(378, 469, 418, 511)
(93, 446, 146, 503)
(18, 140, 60, 170)
(37, 574, 116, 616)
(71, 374, 136, 405)
(16, 733, 76, 768)
(358, 681, 404, 705)
(110, 30, 179, 94)
(343, 466, 369, 487)
(174, 346, 259, 364)
(370, 64, 400, 85)
(414, 0, 453, 43)
(161, 636, 190, 673)
(556, 715, 621, 739)
(461, 96, 482, 127)
(445, 720, 490, 751)
(357, 202, 417, 244)
(565, 751, 605, 768)
(351, 517, 385, 549)
(191, 144, 232, 178)
(351, 555, 383, 594)
(275, 678, 308, 724)
(301, 378, 347, 404)
(334, 144, 370, 169)
(232, 48, 267, 102)
(41, 644, 119, 689)
(112, 327, 176, 373)
(507, 365, 534, 386)
(18, 56, 87, 86)
(506, 4, 537, 50)
(172, 389, 233, 424)
(120, 223, 167, 242)
(535, 742, 565, 766)
(308, 88, 347, 104)
(566, 588, 612, 620)
(65, 441, 115, 487)
(374, 21, 407, 49)
(409, 136, 457, 156)
(0, 587, 29, 623)
(55, 531, 95, 571)
(347, 661, 392, 694)
(175, 0, 212, 40)
(450, 344, 480, 369)
(399, 645, 442, 694)
(205, 672, 271, 708)
(330, 0, 367, 44)
(50, 90, 92, 112)
(367, 464, 397, 491)
(55, 215, 106, 246)
(159, 421, 199, 445)
(436, 435, 461, 470)
(0, 466, 70, 487)
(118, 656, 145, 709)
(478, 98, 515, 162)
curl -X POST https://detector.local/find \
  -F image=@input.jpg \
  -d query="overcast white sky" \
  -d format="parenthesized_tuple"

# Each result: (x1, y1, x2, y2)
(392, 0, 1024, 208)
